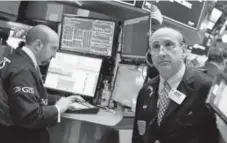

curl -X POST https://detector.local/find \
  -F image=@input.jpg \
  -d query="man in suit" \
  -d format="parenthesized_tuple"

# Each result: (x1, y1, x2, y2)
(132, 27, 219, 143)
(202, 47, 225, 79)
(0, 25, 83, 143)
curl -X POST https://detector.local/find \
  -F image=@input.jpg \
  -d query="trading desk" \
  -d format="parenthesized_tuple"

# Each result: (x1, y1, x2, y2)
(217, 115, 227, 143)
(49, 109, 132, 143)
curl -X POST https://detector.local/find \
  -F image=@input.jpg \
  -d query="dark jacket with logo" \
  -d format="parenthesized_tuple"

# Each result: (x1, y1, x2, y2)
(0, 49, 58, 143)
(132, 66, 219, 143)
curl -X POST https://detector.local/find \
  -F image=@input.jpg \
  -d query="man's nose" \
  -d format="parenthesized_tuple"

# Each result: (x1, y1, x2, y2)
(158, 46, 167, 55)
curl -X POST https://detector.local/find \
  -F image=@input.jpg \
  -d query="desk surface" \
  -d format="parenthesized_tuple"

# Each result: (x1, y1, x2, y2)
(217, 116, 227, 143)
(61, 108, 123, 126)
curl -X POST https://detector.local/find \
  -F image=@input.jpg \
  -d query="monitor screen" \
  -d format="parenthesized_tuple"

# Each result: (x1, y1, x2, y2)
(44, 52, 102, 97)
(60, 14, 116, 57)
(113, 0, 136, 6)
(112, 64, 146, 107)
(122, 16, 149, 59)
(142, 0, 206, 30)
(206, 74, 227, 124)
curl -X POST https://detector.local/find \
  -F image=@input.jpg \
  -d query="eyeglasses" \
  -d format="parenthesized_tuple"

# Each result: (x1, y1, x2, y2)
(145, 45, 173, 67)
(149, 41, 178, 53)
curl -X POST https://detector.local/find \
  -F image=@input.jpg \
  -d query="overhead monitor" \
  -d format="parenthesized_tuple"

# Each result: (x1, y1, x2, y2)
(122, 16, 149, 59)
(44, 52, 102, 97)
(112, 64, 146, 108)
(206, 73, 227, 124)
(142, 0, 206, 30)
(60, 14, 116, 57)
(113, 0, 136, 6)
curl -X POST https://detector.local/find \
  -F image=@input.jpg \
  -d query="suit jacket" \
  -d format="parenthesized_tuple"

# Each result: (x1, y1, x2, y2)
(0, 49, 58, 143)
(202, 62, 221, 79)
(132, 66, 219, 143)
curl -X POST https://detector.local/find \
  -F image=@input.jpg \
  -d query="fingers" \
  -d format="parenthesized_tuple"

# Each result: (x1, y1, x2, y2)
(67, 104, 75, 110)
(56, 97, 73, 113)
(59, 97, 73, 104)
(67, 95, 85, 102)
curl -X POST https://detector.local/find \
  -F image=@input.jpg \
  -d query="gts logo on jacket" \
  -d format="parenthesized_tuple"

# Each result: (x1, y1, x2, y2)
(13, 86, 35, 94)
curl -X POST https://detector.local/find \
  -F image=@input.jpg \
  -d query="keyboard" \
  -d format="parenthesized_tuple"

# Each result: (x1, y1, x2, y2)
(66, 102, 100, 114)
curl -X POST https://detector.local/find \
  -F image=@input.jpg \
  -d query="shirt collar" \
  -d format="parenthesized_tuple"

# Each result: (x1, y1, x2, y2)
(22, 46, 38, 68)
(159, 63, 186, 91)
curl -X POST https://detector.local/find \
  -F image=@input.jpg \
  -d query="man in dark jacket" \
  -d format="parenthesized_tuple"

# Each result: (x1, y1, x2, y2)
(132, 27, 219, 143)
(0, 25, 82, 143)
(202, 47, 225, 79)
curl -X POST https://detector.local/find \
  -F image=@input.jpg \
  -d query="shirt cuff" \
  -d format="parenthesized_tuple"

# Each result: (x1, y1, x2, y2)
(54, 105, 61, 123)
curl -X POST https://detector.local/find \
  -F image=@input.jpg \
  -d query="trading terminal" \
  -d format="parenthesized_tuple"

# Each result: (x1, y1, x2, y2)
(0, 1, 227, 143)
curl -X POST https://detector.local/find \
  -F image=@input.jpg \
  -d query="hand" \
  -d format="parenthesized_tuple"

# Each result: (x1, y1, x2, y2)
(55, 97, 73, 113)
(68, 102, 88, 110)
(67, 95, 85, 103)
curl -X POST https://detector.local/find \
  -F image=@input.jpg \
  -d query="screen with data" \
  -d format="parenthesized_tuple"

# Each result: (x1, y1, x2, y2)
(112, 64, 146, 108)
(60, 14, 115, 57)
(44, 52, 102, 97)
(122, 16, 149, 59)
(206, 74, 227, 123)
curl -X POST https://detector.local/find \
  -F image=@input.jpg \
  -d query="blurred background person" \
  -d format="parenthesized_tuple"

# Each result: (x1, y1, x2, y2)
(0, 28, 13, 57)
(202, 47, 225, 79)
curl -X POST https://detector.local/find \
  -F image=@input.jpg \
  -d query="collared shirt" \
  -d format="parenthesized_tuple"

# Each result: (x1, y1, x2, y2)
(22, 46, 61, 123)
(158, 64, 186, 94)
(22, 46, 38, 68)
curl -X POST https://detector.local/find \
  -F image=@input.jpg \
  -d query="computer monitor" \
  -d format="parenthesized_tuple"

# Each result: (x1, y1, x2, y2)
(142, 0, 206, 30)
(121, 16, 149, 59)
(44, 52, 102, 97)
(60, 14, 116, 57)
(113, 0, 136, 6)
(5, 22, 32, 49)
(206, 73, 227, 124)
(112, 64, 147, 108)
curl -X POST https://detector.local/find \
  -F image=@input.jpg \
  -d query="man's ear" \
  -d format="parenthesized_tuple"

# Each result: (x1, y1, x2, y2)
(34, 39, 43, 51)
(181, 44, 187, 60)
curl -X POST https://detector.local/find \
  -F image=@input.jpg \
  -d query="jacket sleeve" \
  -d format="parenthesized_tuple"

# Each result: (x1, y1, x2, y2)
(197, 79, 219, 143)
(47, 94, 61, 105)
(7, 68, 58, 128)
(132, 89, 144, 143)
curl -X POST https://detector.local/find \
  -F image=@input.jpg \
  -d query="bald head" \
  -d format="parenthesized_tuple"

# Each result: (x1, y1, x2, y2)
(25, 25, 58, 46)
(25, 25, 59, 66)
(150, 27, 184, 45)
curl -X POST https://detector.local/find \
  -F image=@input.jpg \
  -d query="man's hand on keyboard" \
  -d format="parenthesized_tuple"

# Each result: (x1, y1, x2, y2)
(55, 95, 85, 113)
(67, 95, 85, 103)
(68, 102, 88, 110)
(55, 97, 73, 113)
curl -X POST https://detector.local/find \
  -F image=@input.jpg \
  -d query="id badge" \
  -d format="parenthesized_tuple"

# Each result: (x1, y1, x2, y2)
(137, 120, 146, 135)
(168, 89, 186, 105)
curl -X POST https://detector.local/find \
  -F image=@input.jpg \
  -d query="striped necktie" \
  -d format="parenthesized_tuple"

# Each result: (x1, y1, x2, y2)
(157, 81, 171, 125)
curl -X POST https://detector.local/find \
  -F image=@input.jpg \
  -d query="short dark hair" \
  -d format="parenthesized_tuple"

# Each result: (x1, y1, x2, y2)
(208, 47, 224, 63)
(17, 41, 25, 49)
